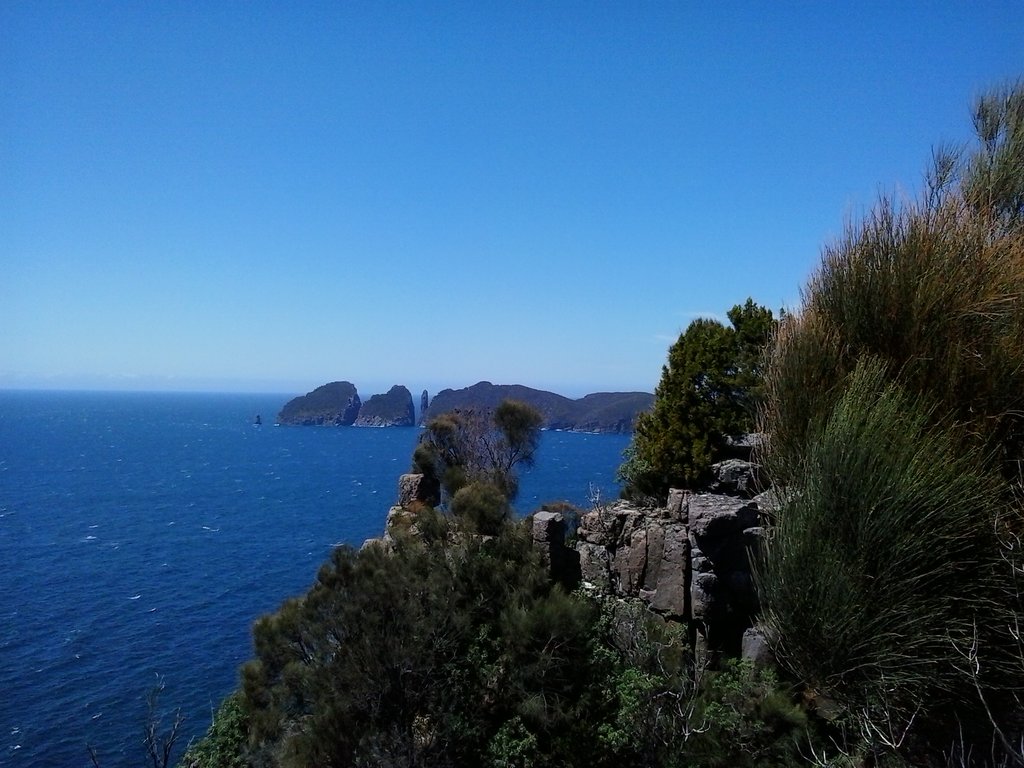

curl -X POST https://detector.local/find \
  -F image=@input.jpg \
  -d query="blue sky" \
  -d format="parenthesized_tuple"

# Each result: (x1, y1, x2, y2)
(2, 3, 1021, 398)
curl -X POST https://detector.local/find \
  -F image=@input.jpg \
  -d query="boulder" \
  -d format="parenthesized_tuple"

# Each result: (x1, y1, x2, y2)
(616, 525, 649, 595)
(398, 473, 441, 509)
(741, 626, 776, 668)
(724, 433, 764, 460)
(532, 511, 577, 585)
(753, 487, 784, 516)
(578, 542, 612, 591)
(688, 495, 759, 559)
(665, 488, 690, 522)
(577, 503, 638, 546)
(708, 459, 760, 497)
(648, 523, 688, 618)
(691, 571, 718, 620)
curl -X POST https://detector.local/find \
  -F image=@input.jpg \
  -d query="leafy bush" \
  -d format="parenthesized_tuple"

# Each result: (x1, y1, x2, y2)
(451, 481, 511, 535)
(179, 693, 249, 768)
(415, 399, 543, 502)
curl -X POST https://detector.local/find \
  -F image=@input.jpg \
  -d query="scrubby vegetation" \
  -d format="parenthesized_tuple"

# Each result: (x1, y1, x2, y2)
(756, 82, 1024, 765)
(185, 512, 813, 767)
(413, 399, 544, 502)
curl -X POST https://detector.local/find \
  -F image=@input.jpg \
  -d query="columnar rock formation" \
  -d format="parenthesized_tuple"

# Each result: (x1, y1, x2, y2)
(551, 456, 767, 660)
(375, 455, 767, 663)
(573, 489, 762, 655)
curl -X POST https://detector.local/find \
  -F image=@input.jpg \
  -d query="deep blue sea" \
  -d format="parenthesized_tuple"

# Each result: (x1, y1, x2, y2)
(0, 390, 629, 767)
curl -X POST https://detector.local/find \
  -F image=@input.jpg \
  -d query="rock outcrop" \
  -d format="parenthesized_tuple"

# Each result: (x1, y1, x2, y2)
(570, 490, 764, 659)
(354, 385, 416, 427)
(372, 460, 767, 663)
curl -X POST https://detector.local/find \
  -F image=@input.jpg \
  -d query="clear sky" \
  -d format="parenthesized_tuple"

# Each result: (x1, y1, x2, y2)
(2, 3, 1021, 398)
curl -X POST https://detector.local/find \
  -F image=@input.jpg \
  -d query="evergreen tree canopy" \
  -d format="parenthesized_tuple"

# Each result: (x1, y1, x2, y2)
(620, 299, 775, 499)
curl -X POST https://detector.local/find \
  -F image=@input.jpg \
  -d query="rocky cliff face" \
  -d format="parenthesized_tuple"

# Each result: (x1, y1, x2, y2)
(278, 382, 414, 426)
(569, 456, 768, 662)
(574, 490, 764, 655)
(422, 381, 653, 433)
(376, 454, 768, 665)
(354, 385, 416, 427)
(277, 381, 363, 426)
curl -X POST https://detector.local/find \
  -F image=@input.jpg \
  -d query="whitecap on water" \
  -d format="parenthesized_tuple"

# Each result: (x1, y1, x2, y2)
(128, 594, 141, 600)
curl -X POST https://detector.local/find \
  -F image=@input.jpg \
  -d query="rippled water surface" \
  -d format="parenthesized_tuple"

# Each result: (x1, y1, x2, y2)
(0, 390, 628, 766)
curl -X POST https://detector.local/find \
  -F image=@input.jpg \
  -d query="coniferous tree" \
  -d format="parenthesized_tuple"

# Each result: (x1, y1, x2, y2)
(620, 299, 775, 500)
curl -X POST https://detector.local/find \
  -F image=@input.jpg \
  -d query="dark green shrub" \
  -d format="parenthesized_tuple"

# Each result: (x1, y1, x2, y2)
(686, 659, 810, 768)
(755, 361, 1008, 739)
(451, 481, 511, 536)
(179, 693, 249, 768)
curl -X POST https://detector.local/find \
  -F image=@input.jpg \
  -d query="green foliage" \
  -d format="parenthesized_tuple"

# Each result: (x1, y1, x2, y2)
(753, 83, 1024, 764)
(201, 532, 825, 768)
(416, 399, 543, 502)
(236, 516, 633, 767)
(762, 86, 1024, 487)
(179, 693, 249, 768)
(686, 660, 810, 768)
(756, 361, 1007, 732)
(450, 481, 511, 535)
(621, 299, 775, 499)
(584, 600, 814, 768)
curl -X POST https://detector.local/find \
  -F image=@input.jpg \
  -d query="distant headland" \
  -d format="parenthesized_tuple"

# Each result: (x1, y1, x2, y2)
(276, 381, 653, 433)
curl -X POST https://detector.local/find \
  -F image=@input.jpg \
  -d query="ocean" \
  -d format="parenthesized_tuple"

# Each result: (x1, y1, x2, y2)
(0, 390, 630, 767)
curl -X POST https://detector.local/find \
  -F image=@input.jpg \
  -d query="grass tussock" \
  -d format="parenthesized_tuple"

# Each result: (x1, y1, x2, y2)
(757, 83, 1024, 764)
(760, 85, 1024, 489)
(755, 360, 1007, 718)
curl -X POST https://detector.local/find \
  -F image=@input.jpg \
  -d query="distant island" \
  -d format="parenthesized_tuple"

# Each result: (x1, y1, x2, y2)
(277, 381, 653, 433)
(423, 381, 653, 433)
(277, 382, 414, 427)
